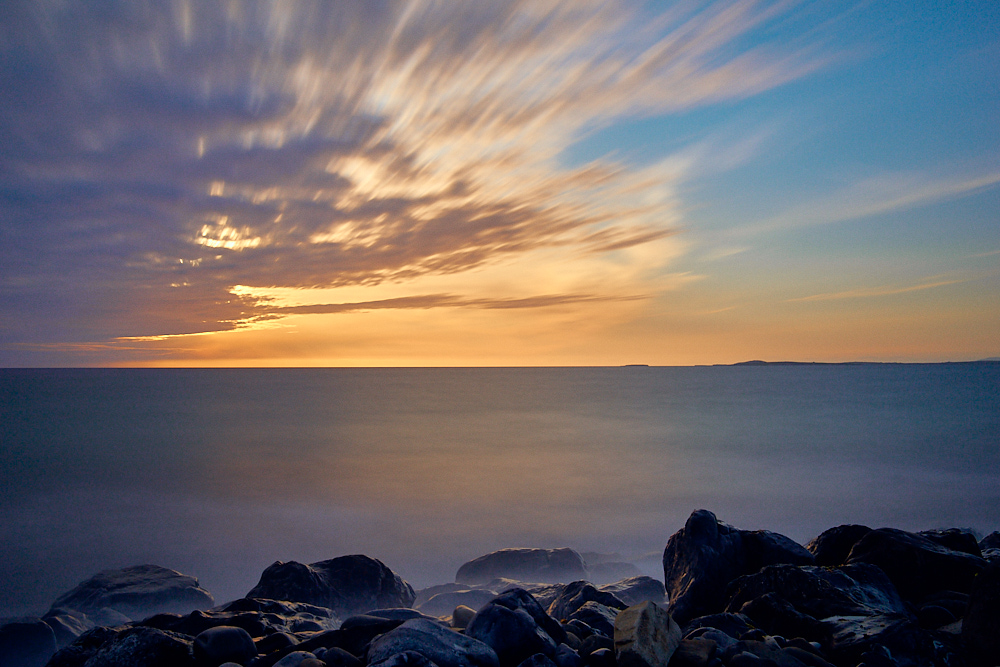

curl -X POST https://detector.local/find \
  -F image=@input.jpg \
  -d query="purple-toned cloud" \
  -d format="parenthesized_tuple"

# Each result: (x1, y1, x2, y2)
(0, 0, 828, 362)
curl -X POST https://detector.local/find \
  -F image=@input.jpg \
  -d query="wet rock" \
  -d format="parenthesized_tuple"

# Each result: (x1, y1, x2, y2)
(142, 608, 270, 639)
(466, 603, 558, 667)
(367, 618, 500, 667)
(0, 617, 58, 667)
(255, 631, 300, 655)
(548, 582, 627, 621)
(82, 626, 195, 667)
(663, 510, 814, 625)
(583, 647, 614, 667)
(418, 590, 496, 617)
(246, 555, 415, 617)
(963, 559, 1000, 667)
(578, 633, 613, 657)
(193, 625, 257, 666)
(554, 643, 582, 667)
(526, 585, 568, 611)
(49, 564, 214, 622)
(668, 637, 717, 667)
(846, 527, 987, 601)
(732, 592, 828, 642)
(369, 650, 441, 667)
(598, 577, 665, 607)
(613, 600, 681, 667)
(457, 549, 589, 586)
(805, 525, 872, 566)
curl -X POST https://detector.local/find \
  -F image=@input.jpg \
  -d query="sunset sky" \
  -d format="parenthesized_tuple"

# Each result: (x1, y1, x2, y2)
(1, 0, 997, 367)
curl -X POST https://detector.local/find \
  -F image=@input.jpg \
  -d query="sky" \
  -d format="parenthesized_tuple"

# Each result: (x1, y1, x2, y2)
(1, 0, 997, 367)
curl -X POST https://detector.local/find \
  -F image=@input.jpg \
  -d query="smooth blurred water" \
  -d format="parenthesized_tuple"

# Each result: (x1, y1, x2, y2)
(2, 364, 999, 617)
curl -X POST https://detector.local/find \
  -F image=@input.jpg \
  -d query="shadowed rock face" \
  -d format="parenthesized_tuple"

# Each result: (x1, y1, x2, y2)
(662, 510, 814, 626)
(845, 527, 987, 602)
(805, 524, 872, 566)
(246, 555, 416, 617)
(456, 549, 588, 586)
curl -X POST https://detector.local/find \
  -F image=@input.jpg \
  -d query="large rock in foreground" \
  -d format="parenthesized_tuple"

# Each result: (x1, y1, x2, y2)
(49, 564, 215, 622)
(456, 549, 588, 585)
(662, 510, 814, 625)
(367, 618, 499, 667)
(613, 601, 681, 667)
(246, 555, 416, 617)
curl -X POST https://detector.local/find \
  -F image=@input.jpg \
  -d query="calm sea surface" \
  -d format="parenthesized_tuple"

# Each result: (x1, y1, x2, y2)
(2, 365, 999, 617)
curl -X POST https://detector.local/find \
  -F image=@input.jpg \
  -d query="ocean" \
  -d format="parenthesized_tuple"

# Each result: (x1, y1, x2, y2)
(1, 364, 998, 618)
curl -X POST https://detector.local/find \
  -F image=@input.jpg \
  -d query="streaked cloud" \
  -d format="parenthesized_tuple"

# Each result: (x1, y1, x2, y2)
(0, 0, 835, 359)
(788, 277, 967, 302)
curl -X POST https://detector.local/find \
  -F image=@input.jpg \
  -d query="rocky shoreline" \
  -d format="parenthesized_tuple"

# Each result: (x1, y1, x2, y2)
(2, 509, 998, 667)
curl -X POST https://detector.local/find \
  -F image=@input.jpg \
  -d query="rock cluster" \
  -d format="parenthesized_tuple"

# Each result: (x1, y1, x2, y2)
(2, 512, 997, 667)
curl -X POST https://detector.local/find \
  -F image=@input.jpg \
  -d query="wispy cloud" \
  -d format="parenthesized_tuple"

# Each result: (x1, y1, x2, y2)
(739, 170, 1000, 236)
(0, 0, 834, 355)
(788, 277, 966, 302)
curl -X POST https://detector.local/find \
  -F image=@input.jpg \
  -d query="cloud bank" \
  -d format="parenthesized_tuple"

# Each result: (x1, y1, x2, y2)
(0, 0, 829, 359)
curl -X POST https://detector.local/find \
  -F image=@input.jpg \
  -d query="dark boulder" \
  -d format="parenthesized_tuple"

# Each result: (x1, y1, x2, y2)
(141, 608, 270, 638)
(919, 528, 983, 557)
(598, 577, 665, 607)
(490, 588, 567, 645)
(821, 614, 961, 667)
(547, 582, 626, 621)
(681, 612, 753, 641)
(80, 626, 195, 667)
(568, 602, 618, 638)
(246, 555, 415, 617)
(963, 559, 1000, 667)
(466, 603, 558, 667)
(367, 618, 499, 667)
(0, 617, 58, 667)
(805, 525, 872, 566)
(49, 564, 214, 622)
(846, 527, 987, 601)
(979, 531, 1000, 550)
(725, 563, 908, 620)
(662, 510, 814, 625)
(457, 549, 588, 585)
(192, 625, 257, 666)
(518, 654, 559, 667)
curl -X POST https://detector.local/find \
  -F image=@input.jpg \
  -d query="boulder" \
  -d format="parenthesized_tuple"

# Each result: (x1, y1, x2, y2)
(451, 605, 477, 629)
(490, 588, 567, 645)
(569, 602, 619, 638)
(919, 528, 983, 557)
(681, 613, 753, 641)
(42, 608, 91, 647)
(0, 617, 58, 667)
(725, 563, 909, 620)
(49, 564, 214, 622)
(466, 603, 558, 667)
(457, 549, 588, 585)
(805, 525, 872, 566)
(322, 646, 364, 667)
(598, 577, 665, 607)
(845, 527, 987, 601)
(141, 608, 271, 638)
(366, 618, 500, 667)
(821, 614, 961, 667)
(962, 560, 1000, 667)
(613, 601, 681, 667)
(81, 626, 195, 667)
(273, 651, 318, 667)
(662, 510, 814, 625)
(192, 625, 257, 666)
(246, 555, 415, 617)
(547, 582, 627, 621)
(517, 654, 559, 667)
(979, 531, 1000, 551)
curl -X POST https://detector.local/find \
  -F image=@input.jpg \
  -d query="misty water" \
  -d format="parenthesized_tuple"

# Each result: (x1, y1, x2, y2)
(2, 364, 999, 618)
